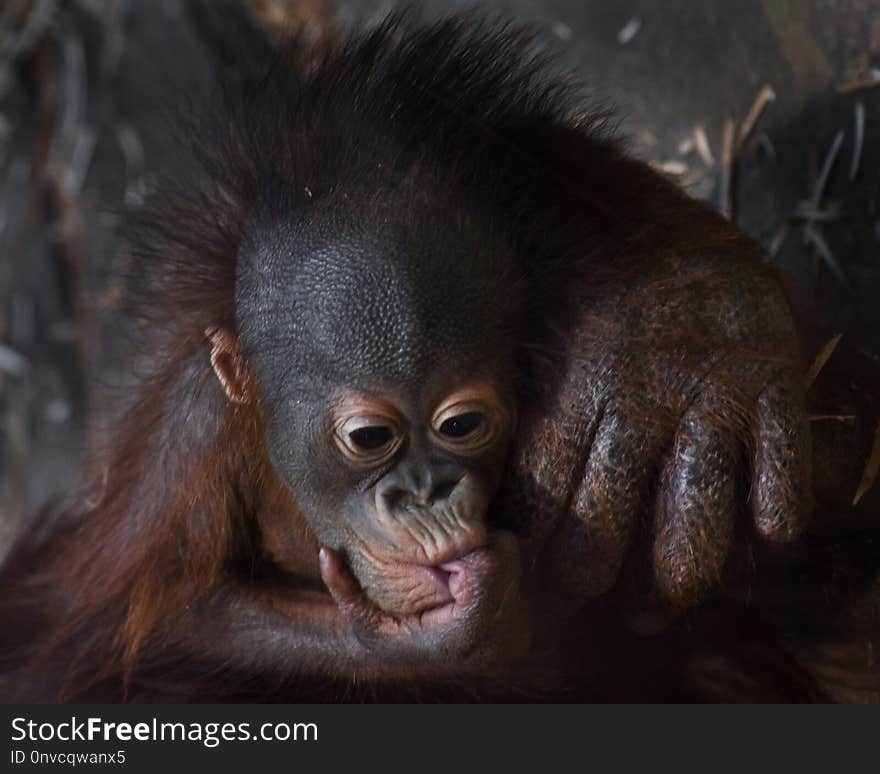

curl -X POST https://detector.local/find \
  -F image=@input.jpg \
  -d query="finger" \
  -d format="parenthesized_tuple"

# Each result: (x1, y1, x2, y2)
(654, 410, 737, 607)
(554, 404, 667, 596)
(499, 387, 605, 547)
(318, 547, 379, 624)
(752, 380, 812, 540)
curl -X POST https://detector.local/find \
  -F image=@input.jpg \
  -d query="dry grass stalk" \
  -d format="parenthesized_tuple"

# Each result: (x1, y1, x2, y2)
(837, 69, 880, 93)
(793, 201, 842, 222)
(768, 222, 789, 257)
(810, 130, 844, 208)
(804, 333, 842, 389)
(693, 124, 714, 166)
(849, 102, 865, 181)
(803, 224, 852, 291)
(719, 116, 737, 220)
(737, 84, 775, 151)
(651, 160, 689, 176)
(853, 422, 880, 506)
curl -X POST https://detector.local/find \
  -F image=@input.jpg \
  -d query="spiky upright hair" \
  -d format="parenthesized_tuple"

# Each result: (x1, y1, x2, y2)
(128, 13, 635, 350)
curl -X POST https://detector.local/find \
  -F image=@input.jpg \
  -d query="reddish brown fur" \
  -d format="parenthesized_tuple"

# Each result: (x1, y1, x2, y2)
(0, 15, 877, 703)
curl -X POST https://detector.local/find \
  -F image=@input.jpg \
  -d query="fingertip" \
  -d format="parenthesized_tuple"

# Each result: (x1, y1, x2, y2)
(753, 492, 807, 541)
(318, 546, 363, 603)
(752, 439, 811, 541)
(752, 383, 812, 541)
(318, 545, 343, 588)
(318, 546, 342, 575)
(556, 405, 657, 598)
(318, 545, 334, 577)
(653, 417, 736, 608)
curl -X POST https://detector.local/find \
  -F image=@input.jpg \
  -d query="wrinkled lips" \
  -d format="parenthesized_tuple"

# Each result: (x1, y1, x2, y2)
(369, 547, 487, 618)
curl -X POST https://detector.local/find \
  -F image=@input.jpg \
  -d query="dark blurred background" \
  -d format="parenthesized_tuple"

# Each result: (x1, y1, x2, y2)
(0, 0, 878, 554)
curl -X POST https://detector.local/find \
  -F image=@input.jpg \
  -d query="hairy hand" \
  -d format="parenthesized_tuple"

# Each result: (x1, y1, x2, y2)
(507, 242, 811, 609)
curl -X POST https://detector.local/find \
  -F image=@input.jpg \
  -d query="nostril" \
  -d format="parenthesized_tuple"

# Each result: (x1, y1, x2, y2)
(379, 486, 411, 511)
(429, 479, 460, 503)
(376, 471, 466, 511)
(379, 482, 459, 510)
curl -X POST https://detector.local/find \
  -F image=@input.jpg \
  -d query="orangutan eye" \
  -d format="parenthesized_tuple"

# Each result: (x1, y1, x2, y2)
(333, 410, 403, 466)
(438, 411, 484, 439)
(431, 392, 500, 453)
(349, 425, 394, 450)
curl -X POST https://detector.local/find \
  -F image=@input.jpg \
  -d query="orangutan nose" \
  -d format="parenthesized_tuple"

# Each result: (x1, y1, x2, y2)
(369, 461, 490, 567)
(376, 460, 466, 510)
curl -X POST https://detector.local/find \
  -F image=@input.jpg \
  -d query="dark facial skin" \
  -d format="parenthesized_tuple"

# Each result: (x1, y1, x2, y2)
(216, 199, 525, 660)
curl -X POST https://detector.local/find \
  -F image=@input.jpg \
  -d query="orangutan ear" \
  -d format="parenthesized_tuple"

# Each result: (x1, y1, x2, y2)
(206, 327, 252, 405)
